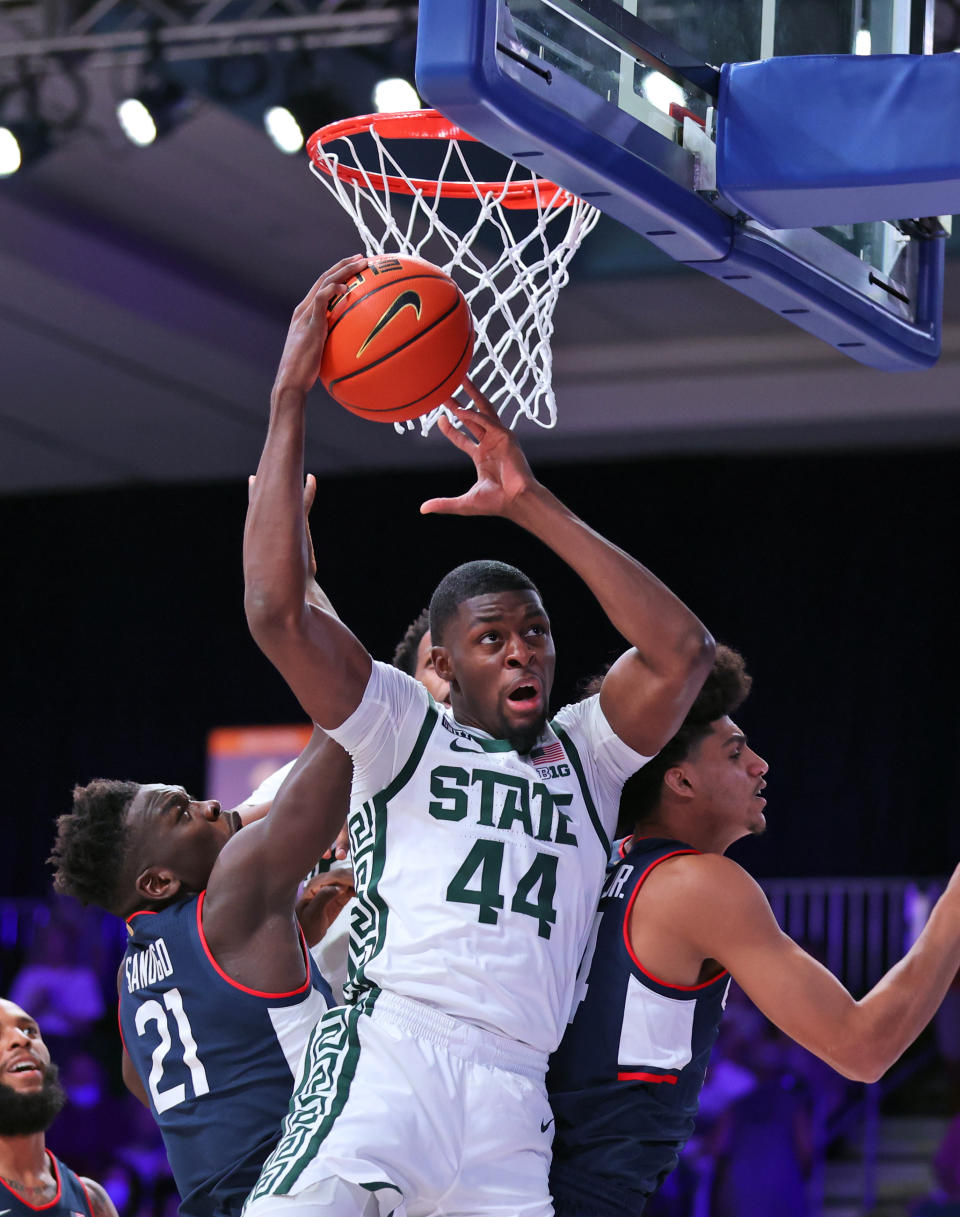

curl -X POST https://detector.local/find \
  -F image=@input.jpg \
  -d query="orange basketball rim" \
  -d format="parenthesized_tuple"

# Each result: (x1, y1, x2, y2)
(307, 110, 574, 210)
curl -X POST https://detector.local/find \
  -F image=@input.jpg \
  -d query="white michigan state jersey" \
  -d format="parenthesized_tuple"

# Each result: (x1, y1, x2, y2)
(326, 661, 650, 1054)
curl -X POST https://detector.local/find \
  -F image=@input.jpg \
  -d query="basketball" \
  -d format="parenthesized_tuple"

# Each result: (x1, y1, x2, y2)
(320, 255, 474, 423)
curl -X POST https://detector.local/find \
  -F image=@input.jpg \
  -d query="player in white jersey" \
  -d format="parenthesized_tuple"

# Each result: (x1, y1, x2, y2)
(242, 259, 716, 1217)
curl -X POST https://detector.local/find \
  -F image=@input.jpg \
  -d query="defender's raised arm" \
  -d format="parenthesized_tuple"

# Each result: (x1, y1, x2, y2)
(244, 258, 373, 730)
(683, 854, 960, 1083)
(422, 383, 715, 756)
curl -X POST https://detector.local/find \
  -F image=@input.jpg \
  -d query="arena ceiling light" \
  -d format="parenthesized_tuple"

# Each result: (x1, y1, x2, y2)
(116, 81, 188, 147)
(372, 76, 420, 112)
(263, 90, 339, 155)
(0, 126, 19, 176)
(0, 118, 51, 177)
(263, 100, 306, 154)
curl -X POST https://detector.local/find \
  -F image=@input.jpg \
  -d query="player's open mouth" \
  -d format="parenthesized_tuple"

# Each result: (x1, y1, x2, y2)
(507, 683, 541, 712)
(5, 1060, 41, 1078)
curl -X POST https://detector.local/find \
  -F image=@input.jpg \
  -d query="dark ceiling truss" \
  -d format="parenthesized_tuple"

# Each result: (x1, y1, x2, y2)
(0, 0, 418, 74)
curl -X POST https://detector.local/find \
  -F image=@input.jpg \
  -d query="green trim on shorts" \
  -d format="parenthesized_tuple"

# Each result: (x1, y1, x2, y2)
(551, 723, 611, 857)
(248, 1002, 367, 1198)
(350, 704, 437, 998)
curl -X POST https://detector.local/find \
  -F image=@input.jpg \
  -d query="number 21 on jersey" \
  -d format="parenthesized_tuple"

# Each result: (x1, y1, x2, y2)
(135, 987, 210, 1113)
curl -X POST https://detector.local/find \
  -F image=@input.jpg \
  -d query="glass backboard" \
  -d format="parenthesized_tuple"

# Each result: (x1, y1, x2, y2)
(416, 0, 945, 370)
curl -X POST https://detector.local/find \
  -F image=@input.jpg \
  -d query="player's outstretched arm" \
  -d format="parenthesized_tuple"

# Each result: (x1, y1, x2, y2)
(200, 727, 353, 989)
(244, 256, 373, 731)
(421, 382, 714, 755)
(649, 852, 960, 1083)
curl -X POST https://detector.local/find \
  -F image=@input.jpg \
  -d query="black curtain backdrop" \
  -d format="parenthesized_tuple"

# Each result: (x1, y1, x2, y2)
(4, 445, 958, 897)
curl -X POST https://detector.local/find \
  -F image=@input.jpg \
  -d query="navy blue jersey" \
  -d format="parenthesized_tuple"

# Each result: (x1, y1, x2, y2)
(0, 1152, 93, 1217)
(547, 837, 731, 1211)
(119, 892, 333, 1217)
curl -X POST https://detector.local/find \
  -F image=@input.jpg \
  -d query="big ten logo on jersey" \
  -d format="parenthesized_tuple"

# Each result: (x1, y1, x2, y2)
(327, 256, 404, 310)
(530, 740, 570, 781)
(124, 938, 174, 993)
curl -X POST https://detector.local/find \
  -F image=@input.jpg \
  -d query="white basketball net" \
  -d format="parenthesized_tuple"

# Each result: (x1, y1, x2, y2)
(308, 112, 601, 436)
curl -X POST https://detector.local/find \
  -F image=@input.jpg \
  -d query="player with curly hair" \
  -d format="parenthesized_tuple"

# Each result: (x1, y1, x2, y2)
(48, 728, 349, 1217)
(547, 645, 960, 1217)
(390, 607, 449, 706)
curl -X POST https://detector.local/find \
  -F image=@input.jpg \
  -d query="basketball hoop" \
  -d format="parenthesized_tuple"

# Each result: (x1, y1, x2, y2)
(306, 109, 600, 436)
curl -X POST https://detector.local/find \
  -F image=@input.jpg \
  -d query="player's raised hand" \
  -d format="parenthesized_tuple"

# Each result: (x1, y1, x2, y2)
(420, 380, 537, 519)
(274, 255, 368, 397)
(295, 870, 356, 947)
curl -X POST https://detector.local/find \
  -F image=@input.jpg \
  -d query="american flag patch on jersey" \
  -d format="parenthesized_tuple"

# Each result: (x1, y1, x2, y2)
(531, 741, 566, 765)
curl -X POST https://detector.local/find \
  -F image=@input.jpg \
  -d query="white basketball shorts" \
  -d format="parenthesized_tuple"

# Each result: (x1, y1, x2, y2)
(245, 990, 555, 1217)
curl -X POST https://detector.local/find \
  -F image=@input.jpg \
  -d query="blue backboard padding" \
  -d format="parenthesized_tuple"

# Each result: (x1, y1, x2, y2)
(717, 54, 960, 229)
(416, 0, 942, 370)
